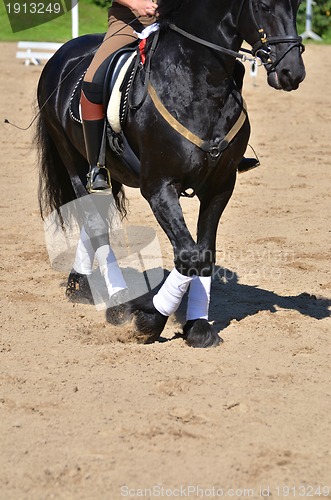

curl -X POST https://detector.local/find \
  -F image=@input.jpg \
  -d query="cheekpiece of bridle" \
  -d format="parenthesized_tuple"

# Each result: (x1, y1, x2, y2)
(236, 0, 305, 72)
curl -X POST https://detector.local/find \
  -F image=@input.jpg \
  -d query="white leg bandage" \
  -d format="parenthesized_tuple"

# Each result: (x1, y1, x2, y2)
(95, 244, 127, 298)
(73, 227, 95, 275)
(186, 276, 211, 321)
(153, 268, 193, 317)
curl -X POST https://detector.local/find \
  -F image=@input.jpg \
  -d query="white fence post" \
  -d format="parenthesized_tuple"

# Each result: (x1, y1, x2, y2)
(71, 0, 79, 38)
(301, 0, 322, 41)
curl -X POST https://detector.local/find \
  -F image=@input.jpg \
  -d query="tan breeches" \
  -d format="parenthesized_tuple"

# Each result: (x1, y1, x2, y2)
(85, 4, 155, 83)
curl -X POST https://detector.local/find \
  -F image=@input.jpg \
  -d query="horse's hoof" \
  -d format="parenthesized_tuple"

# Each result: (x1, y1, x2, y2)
(66, 269, 93, 303)
(127, 293, 168, 343)
(106, 289, 131, 325)
(183, 319, 223, 348)
(106, 303, 131, 325)
(132, 308, 168, 344)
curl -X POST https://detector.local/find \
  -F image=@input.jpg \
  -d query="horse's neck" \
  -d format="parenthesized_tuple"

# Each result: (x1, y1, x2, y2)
(150, 39, 243, 138)
(158, 0, 243, 88)
(170, 0, 242, 53)
(155, 30, 241, 100)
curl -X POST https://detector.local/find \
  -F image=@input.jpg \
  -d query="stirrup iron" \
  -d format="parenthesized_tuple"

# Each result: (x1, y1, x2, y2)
(86, 164, 112, 194)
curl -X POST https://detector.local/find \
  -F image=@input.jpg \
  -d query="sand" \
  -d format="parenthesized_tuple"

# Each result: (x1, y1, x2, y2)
(0, 42, 330, 499)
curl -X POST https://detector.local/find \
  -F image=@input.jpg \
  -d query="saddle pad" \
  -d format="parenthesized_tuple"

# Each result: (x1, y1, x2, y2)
(107, 52, 136, 133)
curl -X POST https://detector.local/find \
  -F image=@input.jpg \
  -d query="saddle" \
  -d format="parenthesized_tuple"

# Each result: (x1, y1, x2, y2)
(69, 43, 142, 176)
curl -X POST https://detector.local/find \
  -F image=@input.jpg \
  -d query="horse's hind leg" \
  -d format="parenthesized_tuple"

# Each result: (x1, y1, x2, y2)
(66, 226, 95, 303)
(105, 182, 193, 343)
(45, 134, 129, 312)
(68, 197, 130, 316)
(43, 136, 95, 300)
(38, 123, 95, 301)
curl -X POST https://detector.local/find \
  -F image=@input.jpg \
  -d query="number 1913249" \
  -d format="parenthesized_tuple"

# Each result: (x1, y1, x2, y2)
(276, 485, 330, 497)
(6, 3, 62, 15)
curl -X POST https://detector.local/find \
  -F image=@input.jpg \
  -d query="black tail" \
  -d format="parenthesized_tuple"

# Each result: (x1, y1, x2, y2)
(36, 113, 128, 224)
(36, 112, 76, 222)
(111, 179, 128, 220)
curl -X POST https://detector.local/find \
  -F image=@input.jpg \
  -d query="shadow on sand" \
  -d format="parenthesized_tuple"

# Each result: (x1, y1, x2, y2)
(61, 265, 330, 342)
(173, 266, 330, 334)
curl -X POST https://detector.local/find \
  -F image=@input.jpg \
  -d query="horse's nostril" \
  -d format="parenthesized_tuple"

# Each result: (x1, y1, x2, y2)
(281, 68, 291, 77)
(280, 68, 300, 90)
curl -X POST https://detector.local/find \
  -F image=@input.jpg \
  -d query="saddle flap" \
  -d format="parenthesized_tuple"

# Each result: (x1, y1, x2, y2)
(106, 51, 136, 133)
(102, 44, 137, 106)
(68, 44, 137, 126)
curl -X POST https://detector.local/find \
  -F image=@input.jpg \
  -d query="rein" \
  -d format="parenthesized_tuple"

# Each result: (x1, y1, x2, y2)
(169, 0, 304, 72)
(168, 24, 254, 63)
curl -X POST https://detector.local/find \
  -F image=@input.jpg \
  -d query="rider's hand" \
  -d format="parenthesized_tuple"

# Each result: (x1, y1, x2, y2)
(118, 0, 157, 18)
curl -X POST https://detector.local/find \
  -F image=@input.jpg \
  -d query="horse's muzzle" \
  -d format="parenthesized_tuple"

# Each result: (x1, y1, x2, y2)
(265, 44, 306, 92)
(267, 65, 306, 91)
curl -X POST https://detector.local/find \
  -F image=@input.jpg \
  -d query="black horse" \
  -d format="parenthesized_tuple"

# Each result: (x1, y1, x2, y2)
(37, 0, 305, 347)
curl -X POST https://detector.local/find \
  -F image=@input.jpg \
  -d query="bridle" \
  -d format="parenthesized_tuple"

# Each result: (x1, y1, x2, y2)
(169, 0, 304, 73)
(236, 0, 305, 71)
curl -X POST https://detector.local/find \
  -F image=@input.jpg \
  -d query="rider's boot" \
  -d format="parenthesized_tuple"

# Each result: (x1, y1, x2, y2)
(80, 81, 111, 193)
(233, 61, 260, 174)
(237, 157, 260, 173)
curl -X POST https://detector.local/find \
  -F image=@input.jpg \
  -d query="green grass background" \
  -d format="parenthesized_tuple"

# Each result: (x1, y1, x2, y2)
(0, 0, 107, 41)
(0, 0, 330, 43)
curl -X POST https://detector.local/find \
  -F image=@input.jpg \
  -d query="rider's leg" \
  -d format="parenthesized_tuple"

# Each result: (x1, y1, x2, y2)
(81, 5, 155, 192)
(237, 156, 260, 173)
(233, 60, 260, 173)
(81, 82, 110, 192)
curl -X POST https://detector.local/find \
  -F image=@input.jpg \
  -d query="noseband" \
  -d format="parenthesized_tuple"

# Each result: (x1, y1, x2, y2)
(169, 0, 304, 72)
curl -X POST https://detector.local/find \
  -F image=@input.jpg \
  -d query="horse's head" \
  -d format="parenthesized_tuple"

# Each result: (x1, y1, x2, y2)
(237, 0, 306, 91)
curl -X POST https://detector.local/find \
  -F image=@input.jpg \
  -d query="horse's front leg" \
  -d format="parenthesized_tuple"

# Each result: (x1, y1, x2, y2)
(130, 180, 220, 346)
(183, 172, 237, 346)
(113, 181, 192, 342)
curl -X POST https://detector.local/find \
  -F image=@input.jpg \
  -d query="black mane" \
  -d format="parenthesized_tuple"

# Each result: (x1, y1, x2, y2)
(157, 0, 188, 27)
